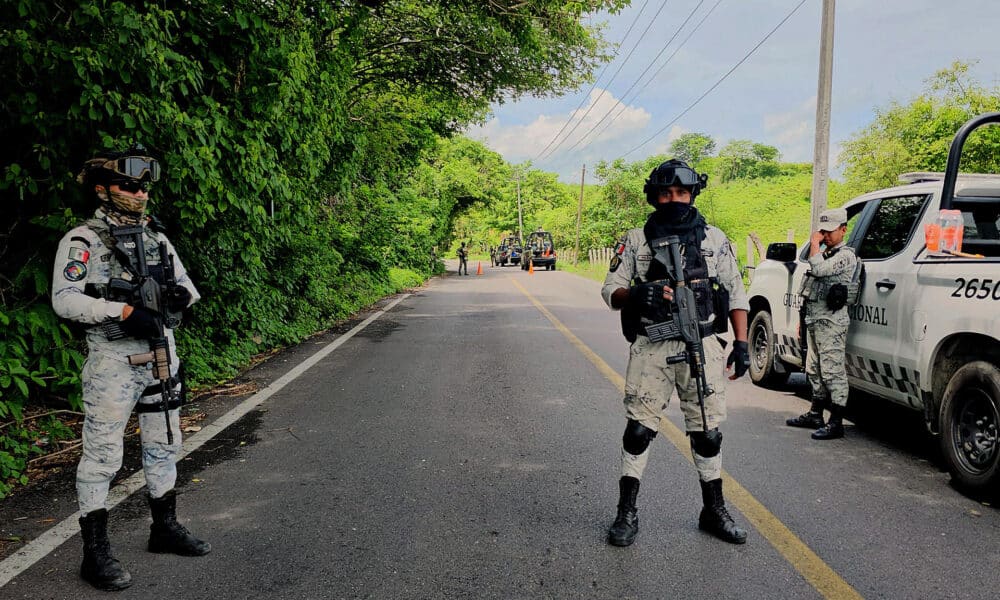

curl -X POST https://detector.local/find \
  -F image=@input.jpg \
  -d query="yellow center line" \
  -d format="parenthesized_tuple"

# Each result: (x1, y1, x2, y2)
(510, 277, 863, 600)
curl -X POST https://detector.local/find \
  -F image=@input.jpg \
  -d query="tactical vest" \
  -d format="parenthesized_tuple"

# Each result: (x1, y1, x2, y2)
(82, 218, 168, 301)
(800, 247, 839, 302)
(620, 225, 720, 343)
(640, 227, 717, 326)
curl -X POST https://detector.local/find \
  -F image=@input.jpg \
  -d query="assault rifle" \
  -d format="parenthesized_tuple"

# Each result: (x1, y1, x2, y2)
(106, 224, 181, 445)
(648, 235, 717, 438)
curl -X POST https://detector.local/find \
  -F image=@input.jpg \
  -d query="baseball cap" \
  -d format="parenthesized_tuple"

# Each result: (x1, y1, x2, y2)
(817, 207, 848, 232)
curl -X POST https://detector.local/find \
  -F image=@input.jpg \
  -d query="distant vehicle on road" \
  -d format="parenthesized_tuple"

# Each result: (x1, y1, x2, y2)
(522, 229, 557, 270)
(495, 235, 522, 267)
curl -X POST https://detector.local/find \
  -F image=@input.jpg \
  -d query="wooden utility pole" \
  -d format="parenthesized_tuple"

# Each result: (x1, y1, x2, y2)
(575, 164, 585, 265)
(809, 0, 835, 233)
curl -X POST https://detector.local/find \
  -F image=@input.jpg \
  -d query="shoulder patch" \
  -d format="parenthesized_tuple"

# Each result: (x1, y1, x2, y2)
(609, 255, 622, 272)
(69, 235, 91, 247)
(63, 260, 87, 282)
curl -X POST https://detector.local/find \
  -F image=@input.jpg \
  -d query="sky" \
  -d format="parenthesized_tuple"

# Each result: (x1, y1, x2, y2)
(464, 0, 1000, 183)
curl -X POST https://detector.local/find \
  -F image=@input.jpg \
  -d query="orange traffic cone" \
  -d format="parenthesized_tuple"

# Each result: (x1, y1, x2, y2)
(476, 261, 483, 275)
(528, 260, 534, 274)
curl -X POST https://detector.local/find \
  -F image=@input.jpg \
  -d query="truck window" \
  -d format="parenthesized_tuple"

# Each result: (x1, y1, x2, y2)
(856, 195, 926, 260)
(958, 203, 1000, 257)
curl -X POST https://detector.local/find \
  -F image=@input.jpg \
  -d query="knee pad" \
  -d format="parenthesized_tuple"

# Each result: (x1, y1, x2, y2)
(689, 428, 723, 458)
(622, 419, 658, 456)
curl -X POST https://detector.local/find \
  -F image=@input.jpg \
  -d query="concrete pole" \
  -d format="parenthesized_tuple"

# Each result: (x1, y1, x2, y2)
(809, 0, 835, 233)
(575, 164, 585, 265)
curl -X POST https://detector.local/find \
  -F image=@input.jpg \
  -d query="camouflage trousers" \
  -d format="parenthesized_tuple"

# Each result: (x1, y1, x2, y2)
(805, 319, 849, 408)
(620, 335, 728, 482)
(77, 343, 181, 515)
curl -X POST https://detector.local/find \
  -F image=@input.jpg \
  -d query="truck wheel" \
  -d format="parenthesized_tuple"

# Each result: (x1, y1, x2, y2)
(748, 310, 786, 387)
(940, 361, 1000, 494)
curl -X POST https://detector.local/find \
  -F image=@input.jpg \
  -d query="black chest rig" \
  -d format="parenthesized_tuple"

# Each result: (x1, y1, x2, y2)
(621, 209, 725, 342)
(643, 210, 716, 323)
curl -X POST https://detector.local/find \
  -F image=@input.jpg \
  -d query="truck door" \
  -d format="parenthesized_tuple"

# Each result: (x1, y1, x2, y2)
(847, 194, 928, 404)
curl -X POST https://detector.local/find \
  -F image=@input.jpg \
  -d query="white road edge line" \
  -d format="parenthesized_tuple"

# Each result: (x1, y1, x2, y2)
(0, 294, 410, 588)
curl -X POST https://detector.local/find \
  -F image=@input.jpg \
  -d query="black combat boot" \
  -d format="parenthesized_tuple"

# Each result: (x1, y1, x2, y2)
(147, 490, 212, 556)
(698, 479, 747, 544)
(786, 397, 827, 428)
(811, 404, 845, 440)
(79, 509, 132, 591)
(607, 476, 640, 547)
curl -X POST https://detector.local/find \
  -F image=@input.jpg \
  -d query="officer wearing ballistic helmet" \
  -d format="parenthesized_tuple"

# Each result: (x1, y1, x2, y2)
(52, 145, 210, 591)
(601, 159, 751, 547)
(785, 207, 859, 440)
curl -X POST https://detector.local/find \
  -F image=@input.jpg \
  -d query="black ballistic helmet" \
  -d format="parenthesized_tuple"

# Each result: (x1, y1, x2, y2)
(643, 159, 708, 206)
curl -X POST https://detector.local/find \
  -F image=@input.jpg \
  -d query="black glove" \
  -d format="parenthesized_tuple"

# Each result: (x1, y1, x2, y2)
(628, 281, 668, 311)
(727, 340, 750, 378)
(165, 285, 192, 312)
(119, 306, 161, 339)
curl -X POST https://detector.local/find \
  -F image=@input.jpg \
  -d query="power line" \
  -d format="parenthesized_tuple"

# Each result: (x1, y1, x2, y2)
(622, 0, 809, 158)
(574, 0, 724, 150)
(531, 0, 652, 162)
(560, 0, 710, 154)
(536, 1, 673, 162)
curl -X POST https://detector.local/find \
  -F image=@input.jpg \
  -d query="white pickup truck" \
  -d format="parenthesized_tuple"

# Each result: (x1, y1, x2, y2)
(745, 114, 1000, 493)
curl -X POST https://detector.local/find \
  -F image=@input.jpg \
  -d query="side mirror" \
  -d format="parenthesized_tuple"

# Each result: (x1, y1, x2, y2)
(766, 242, 797, 263)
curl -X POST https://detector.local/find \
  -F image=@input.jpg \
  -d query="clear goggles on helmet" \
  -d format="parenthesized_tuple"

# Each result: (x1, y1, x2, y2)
(101, 156, 161, 182)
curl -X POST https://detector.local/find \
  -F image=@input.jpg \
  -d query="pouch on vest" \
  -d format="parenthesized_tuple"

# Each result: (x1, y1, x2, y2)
(826, 283, 848, 310)
(621, 305, 641, 343)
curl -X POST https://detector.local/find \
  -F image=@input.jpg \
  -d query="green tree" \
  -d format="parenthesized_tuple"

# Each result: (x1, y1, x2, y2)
(716, 140, 782, 182)
(0, 0, 624, 497)
(839, 60, 1000, 194)
(669, 133, 716, 166)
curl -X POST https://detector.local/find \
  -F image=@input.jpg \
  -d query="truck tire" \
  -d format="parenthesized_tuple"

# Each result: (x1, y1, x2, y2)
(748, 310, 786, 387)
(939, 361, 1000, 494)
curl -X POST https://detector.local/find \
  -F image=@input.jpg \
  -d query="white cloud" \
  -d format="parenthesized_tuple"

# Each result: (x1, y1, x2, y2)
(466, 88, 651, 175)
(763, 96, 817, 161)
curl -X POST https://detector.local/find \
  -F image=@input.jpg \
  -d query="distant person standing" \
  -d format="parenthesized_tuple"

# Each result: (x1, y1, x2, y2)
(786, 207, 858, 440)
(457, 241, 469, 275)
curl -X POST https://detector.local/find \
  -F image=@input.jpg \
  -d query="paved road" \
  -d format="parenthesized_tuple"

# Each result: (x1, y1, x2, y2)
(3, 261, 998, 599)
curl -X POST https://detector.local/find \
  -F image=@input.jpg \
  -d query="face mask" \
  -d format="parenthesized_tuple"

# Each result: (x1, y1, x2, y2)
(97, 188, 148, 225)
(108, 189, 148, 215)
(656, 202, 691, 221)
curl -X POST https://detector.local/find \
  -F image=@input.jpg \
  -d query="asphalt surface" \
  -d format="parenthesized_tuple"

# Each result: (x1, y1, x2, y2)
(2, 260, 998, 599)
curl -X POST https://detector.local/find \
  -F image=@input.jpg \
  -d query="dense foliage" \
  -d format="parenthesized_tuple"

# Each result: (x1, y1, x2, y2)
(0, 0, 622, 497)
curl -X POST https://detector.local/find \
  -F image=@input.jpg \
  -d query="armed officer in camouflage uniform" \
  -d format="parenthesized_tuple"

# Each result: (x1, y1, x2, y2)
(52, 146, 210, 591)
(786, 207, 859, 440)
(602, 159, 751, 547)
(457, 241, 469, 275)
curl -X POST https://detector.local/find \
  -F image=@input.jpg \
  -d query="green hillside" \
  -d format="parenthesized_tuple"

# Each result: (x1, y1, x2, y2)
(698, 174, 853, 266)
